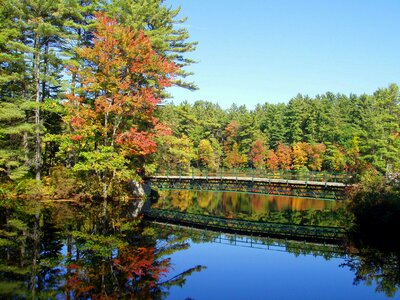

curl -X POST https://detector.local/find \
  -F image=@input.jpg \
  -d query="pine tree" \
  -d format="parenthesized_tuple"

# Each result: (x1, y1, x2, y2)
(105, 0, 197, 91)
(0, 0, 33, 181)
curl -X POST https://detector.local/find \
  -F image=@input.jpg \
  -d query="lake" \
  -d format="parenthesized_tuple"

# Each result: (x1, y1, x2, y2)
(0, 191, 398, 299)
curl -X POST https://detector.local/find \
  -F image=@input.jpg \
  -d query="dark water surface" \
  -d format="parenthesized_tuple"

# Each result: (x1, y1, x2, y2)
(0, 191, 399, 299)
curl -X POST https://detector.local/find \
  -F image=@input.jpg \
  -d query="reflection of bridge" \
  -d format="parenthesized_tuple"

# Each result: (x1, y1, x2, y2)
(146, 214, 348, 259)
(145, 169, 352, 200)
(144, 208, 347, 244)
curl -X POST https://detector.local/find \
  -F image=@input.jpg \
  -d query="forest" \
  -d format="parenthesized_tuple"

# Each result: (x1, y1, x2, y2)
(154, 86, 400, 175)
(0, 0, 399, 200)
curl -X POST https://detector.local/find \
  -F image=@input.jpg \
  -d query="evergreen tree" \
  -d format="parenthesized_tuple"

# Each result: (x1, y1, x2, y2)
(105, 0, 197, 91)
(0, 0, 33, 181)
(258, 103, 286, 148)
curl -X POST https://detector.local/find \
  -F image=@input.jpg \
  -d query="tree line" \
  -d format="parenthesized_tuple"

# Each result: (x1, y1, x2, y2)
(154, 85, 400, 175)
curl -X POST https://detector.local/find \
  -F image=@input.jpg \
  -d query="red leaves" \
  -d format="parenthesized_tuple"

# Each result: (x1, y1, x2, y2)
(249, 139, 266, 168)
(116, 128, 157, 156)
(154, 122, 172, 136)
(225, 121, 240, 143)
(64, 13, 178, 164)
(64, 263, 95, 297)
(266, 149, 279, 170)
(113, 246, 169, 282)
(70, 116, 86, 128)
(70, 134, 83, 141)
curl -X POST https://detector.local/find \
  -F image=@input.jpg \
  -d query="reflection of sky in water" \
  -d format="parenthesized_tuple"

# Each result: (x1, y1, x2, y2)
(164, 239, 391, 300)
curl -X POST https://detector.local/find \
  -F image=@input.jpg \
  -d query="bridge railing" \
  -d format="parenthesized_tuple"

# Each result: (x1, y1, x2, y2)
(155, 168, 352, 184)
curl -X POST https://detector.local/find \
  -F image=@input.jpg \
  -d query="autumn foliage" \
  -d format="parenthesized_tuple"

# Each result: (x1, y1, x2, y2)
(65, 13, 176, 153)
(63, 13, 177, 199)
(249, 139, 266, 168)
(114, 246, 169, 287)
(276, 143, 293, 170)
(225, 142, 246, 168)
(266, 149, 279, 170)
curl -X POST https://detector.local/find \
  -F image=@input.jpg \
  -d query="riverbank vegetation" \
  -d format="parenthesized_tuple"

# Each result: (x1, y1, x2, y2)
(0, 0, 193, 201)
(347, 170, 400, 244)
(1, 0, 399, 202)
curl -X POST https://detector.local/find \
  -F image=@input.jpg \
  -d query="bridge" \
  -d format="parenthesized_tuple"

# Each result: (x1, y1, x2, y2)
(144, 208, 347, 244)
(145, 168, 352, 200)
(147, 221, 348, 259)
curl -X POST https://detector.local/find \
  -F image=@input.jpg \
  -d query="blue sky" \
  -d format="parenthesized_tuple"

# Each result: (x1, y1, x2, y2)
(165, 0, 400, 109)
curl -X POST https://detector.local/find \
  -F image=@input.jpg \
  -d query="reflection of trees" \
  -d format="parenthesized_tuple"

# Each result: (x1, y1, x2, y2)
(154, 190, 352, 227)
(63, 242, 172, 298)
(342, 193, 400, 298)
(0, 199, 205, 299)
(342, 247, 400, 298)
(0, 199, 63, 298)
(62, 206, 205, 299)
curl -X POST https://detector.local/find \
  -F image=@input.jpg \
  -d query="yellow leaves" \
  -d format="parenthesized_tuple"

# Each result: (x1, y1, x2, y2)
(292, 142, 309, 170)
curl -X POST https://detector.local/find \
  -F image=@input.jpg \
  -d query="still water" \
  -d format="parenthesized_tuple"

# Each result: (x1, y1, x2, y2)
(0, 191, 399, 299)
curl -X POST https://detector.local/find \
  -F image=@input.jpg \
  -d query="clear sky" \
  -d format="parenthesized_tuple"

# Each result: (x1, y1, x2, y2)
(165, 0, 400, 109)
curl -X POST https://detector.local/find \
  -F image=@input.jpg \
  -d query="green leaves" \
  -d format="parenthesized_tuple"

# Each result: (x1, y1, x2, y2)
(74, 147, 131, 176)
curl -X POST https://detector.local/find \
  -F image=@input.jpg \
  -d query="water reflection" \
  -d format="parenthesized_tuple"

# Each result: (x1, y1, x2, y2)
(0, 199, 204, 299)
(153, 190, 351, 228)
(341, 246, 400, 298)
(0, 195, 399, 299)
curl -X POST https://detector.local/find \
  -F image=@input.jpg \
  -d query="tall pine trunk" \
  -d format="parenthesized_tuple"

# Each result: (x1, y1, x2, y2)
(33, 34, 41, 181)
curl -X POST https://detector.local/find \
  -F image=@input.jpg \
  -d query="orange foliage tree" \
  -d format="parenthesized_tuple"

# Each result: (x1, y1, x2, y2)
(64, 14, 177, 209)
(224, 142, 246, 168)
(224, 121, 240, 145)
(266, 150, 279, 170)
(276, 143, 292, 170)
(249, 139, 266, 168)
(308, 143, 326, 171)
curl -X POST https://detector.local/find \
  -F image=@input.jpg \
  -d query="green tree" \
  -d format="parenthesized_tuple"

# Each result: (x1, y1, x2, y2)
(155, 134, 195, 172)
(284, 95, 306, 144)
(105, 0, 197, 91)
(258, 103, 287, 148)
(0, 1, 33, 182)
(16, 0, 70, 180)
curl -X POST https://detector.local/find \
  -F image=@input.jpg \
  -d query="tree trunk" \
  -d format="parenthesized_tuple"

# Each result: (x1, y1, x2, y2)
(102, 180, 108, 218)
(33, 34, 41, 181)
(31, 209, 40, 298)
(23, 131, 28, 162)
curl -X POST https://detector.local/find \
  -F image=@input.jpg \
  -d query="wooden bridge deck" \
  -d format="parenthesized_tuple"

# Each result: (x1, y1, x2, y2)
(146, 174, 351, 200)
(148, 175, 347, 188)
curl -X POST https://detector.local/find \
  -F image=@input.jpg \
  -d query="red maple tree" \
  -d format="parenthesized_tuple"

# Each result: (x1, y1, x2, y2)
(64, 13, 177, 204)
